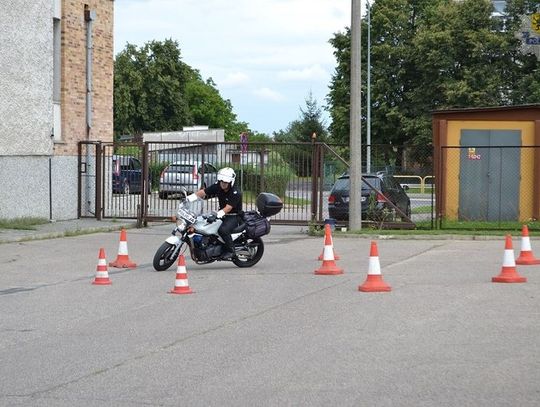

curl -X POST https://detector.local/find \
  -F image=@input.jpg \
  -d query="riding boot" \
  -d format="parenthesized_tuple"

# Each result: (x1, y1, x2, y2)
(220, 233, 236, 260)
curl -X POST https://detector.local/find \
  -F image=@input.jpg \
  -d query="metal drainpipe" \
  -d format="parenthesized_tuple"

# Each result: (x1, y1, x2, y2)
(49, 157, 53, 221)
(84, 8, 96, 216)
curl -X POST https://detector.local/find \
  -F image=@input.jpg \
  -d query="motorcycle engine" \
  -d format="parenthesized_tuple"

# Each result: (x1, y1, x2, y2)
(192, 234, 208, 249)
(192, 234, 223, 260)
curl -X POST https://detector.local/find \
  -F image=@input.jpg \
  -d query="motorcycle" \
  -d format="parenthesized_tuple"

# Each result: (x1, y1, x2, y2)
(152, 192, 283, 271)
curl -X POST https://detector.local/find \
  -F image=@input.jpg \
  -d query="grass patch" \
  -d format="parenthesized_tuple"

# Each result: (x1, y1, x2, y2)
(439, 219, 540, 232)
(407, 187, 433, 194)
(412, 205, 433, 214)
(0, 217, 49, 230)
(242, 191, 309, 206)
(282, 196, 310, 205)
(333, 219, 540, 237)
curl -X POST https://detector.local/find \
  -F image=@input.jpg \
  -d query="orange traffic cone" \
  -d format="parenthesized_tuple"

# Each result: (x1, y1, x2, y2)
(358, 241, 391, 292)
(492, 235, 527, 283)
(515, 225, 540, 265)
(109, 229, 137, 268)
(92, 248, 112, 285)
(169, 255, 194, 295)
(314, 226, 343, 275)
(318, 224, 340, 260)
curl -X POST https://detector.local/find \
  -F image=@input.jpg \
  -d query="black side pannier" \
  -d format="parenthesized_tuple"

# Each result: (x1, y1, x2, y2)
(242, 210, 271, 238)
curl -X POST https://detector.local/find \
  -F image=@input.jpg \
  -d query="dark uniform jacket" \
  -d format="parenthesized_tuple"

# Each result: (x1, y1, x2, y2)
(203, 183, 243, 214)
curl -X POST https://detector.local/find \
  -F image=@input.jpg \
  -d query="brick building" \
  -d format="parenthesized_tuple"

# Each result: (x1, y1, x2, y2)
(0, 0, 114, 220)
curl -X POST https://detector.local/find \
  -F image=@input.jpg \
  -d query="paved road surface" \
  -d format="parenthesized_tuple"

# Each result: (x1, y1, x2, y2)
(1, 225, 539, 406)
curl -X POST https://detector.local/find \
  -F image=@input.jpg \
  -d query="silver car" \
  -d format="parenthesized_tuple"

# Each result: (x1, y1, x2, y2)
(158, 161, 219, 199)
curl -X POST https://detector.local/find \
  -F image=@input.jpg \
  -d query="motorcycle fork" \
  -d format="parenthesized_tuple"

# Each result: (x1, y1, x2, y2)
(171, 233, 189, 260)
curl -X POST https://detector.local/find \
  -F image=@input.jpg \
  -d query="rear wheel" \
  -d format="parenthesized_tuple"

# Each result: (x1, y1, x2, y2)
(232, 237, 264, 268)
(153, 242, 179, 271)
(400, 203, 412, 221)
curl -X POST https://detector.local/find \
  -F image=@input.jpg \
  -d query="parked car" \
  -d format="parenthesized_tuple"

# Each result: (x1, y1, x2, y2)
(328, 172, 411, 221)
(159, 161, 219, 199)
(112, 155, 148, 194)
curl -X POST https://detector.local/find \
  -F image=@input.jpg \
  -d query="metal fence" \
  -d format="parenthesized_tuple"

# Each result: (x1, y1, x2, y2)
(78, 140, 540, 231)
(80, 140, 435, 228)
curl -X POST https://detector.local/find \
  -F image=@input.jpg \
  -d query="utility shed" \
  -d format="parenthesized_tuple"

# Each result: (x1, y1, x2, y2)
(432, 105, 540, 222)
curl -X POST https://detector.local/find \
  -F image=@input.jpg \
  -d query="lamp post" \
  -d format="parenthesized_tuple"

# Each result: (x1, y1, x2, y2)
(349, 0, 362, 230)
(367, 0, 371, 174)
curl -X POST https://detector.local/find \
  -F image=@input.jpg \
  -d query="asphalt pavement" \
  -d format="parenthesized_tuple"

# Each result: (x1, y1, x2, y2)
(1, 220, 539, 406)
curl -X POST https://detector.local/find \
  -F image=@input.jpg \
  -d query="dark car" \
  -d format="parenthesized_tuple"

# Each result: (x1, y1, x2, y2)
(328, 172, 411, 221)
(112, 155, 147, 194)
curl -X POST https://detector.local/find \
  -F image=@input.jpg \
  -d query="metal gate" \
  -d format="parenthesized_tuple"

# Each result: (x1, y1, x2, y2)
(79, 141, 331, 225)
(79, 140, 420, 228)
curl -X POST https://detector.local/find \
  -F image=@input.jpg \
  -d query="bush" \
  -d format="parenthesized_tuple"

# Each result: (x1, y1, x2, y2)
(149, 161, 168, 191)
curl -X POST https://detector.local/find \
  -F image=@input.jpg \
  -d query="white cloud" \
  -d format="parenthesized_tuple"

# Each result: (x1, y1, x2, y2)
(219, 72, 251, 88)
(114, 0, 369, 133)
(253, 87, 285, 102)
(277, 64, 328, 81)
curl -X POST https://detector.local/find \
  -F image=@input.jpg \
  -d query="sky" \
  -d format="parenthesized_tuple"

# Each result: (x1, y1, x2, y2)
(114, 0, 368, 136)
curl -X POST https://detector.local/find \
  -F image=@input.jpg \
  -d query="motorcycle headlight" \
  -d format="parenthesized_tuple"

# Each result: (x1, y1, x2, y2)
(176, 218, 187, 231)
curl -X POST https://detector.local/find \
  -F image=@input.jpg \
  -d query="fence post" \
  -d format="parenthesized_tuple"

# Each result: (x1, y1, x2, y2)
(259, 149, 265, 193)
(310, 142, 318, 222)
(141, 142, 150, 227)
(95, 142, 102, 220)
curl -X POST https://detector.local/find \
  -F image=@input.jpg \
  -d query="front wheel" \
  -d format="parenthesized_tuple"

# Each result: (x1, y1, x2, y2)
(153, 242, 180, 271)
(232, 237, 264, 268)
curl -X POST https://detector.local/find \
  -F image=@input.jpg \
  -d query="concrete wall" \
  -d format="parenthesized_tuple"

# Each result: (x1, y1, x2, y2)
(0, 156, 78, 220)
(0, 0, 113, 221)
(0, 0, 54, 156)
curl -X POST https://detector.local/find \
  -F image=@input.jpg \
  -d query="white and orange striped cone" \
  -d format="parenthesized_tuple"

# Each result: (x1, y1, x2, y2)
(92, 248, 112, 285)
(109, 229, 137, 268)
(492, 235, 527, 283)
(515, 225, 540, 265)
(317, 224, 340, 261)
(358, 241, 391, 292)
(314, 226, 343, 275)
(169, 255, 194, 295)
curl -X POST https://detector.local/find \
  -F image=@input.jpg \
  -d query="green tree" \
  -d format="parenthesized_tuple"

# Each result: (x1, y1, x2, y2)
(274, 92, 328, 143)
(504, 0, 540, 104)
(114, 39, 192, 136)
(184, 69, 254, 140)
(326, 0, 540, 166)
(274, 92, 328, 176)
(114, 39, 252, 140)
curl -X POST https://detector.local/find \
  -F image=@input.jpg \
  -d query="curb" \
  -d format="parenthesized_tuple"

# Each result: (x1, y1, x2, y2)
(0, 222, 137, 245)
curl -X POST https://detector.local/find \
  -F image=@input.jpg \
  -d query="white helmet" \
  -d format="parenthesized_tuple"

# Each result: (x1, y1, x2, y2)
(217, 167, 236, 186)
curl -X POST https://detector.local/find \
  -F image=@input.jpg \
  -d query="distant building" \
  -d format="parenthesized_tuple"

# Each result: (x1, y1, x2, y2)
(143, 126, 267, 167)
(0, 0, 114, 220)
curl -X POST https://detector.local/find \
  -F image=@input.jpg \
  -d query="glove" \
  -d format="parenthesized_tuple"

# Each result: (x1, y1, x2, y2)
(216, 209, 226, 219)
(206, 214, 217, 223)
(186, 193, 198, 202)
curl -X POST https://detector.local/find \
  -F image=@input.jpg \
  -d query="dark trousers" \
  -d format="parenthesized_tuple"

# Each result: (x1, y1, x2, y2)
(219, 215, 240, 253)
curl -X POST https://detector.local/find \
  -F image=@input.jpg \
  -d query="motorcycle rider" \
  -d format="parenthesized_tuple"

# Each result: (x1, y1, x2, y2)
(186, 167, 242, 260)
